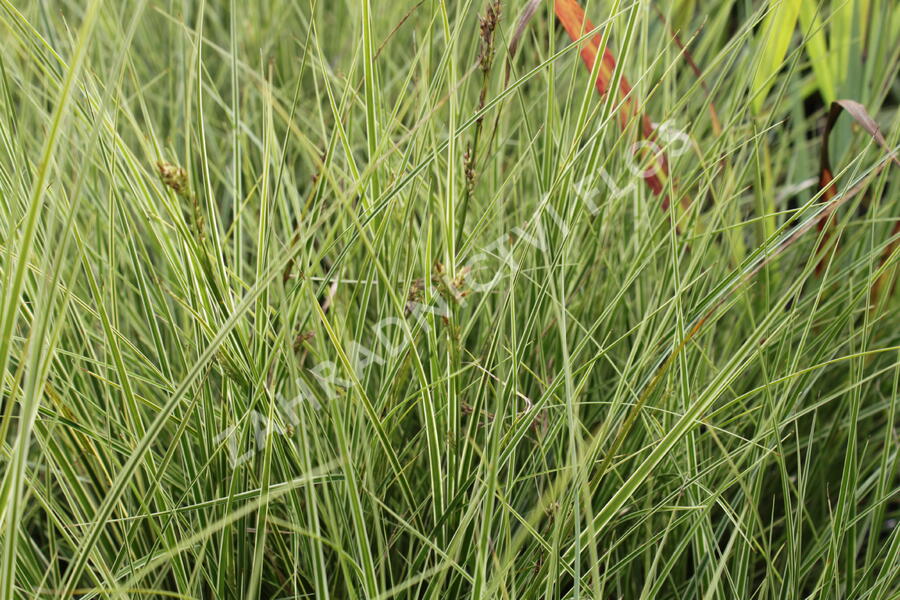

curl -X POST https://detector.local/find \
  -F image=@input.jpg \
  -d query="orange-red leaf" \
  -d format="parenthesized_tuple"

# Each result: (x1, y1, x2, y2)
(554, 0, 671, 205)
(815, 100, 900, 276)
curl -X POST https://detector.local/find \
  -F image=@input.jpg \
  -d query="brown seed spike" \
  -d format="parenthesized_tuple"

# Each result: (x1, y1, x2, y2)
(156, 160, 190, 197)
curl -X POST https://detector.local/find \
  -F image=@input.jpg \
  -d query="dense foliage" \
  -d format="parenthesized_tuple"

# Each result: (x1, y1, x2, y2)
(1, 1, 898, 598)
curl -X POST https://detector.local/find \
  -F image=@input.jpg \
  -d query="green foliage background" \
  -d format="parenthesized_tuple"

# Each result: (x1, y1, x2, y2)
(0, 1, 898, 598)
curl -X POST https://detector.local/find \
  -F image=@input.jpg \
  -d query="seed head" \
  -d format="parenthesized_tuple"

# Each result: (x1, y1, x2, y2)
(478, 0, 502, 71)
(156, 160, 190, 197)
(463, 145, 476, 192)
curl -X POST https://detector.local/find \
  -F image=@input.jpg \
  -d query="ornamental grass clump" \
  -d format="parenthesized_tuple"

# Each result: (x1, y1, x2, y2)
(0, 1, 898, 599)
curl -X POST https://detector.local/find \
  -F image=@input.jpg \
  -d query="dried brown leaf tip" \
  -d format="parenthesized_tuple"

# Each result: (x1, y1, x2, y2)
(156, 160, 190, 198)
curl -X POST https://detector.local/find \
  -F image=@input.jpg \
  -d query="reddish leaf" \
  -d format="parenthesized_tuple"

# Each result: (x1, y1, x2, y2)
(815, 100, 900, 276)
(554, 0, 674, 206)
